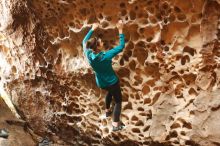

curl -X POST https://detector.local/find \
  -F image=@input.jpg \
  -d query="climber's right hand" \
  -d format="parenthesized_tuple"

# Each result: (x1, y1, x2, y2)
(116, 20, 123, 33)
(92, 23, 99, 30)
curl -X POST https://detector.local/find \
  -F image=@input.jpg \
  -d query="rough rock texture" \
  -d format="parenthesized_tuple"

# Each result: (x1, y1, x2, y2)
(0, 0, 220, 145)
(0, 97, 35, 146)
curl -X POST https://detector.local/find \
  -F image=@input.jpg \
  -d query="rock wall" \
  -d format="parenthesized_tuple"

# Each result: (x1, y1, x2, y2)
(0, 97, 35, 146)
(0, 0, 220, 145)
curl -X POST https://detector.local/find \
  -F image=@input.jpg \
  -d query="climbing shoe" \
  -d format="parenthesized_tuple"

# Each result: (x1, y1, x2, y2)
(112, 122, 125, 132)
(106, 110, 112, 118)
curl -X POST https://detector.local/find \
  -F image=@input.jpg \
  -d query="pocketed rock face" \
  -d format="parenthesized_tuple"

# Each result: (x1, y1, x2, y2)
(0, 0, 220, 145)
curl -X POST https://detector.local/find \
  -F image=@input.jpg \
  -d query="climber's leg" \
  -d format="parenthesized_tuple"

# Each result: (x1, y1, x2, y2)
(105, 91, 112, 110)
(105, 80, 125, 131)
(110, 81, 122, 123)
(105, 91, 113, 117)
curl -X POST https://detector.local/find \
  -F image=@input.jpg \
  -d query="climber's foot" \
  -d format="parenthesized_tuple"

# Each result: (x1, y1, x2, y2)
(105, 110, 112, 118)
(112, 121, 125, 132)
(100, 112, 112, 120)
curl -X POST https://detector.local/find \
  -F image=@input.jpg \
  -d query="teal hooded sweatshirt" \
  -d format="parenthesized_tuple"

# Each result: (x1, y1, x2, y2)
(82, 28, 125, 88)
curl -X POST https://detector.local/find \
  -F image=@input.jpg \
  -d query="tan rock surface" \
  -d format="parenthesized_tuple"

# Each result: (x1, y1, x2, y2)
(0, 0, 220, 145)
(0, 97, 35, 146)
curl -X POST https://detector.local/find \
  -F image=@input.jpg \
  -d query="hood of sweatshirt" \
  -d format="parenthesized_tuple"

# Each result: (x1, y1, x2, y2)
(91, 51, 105, 61)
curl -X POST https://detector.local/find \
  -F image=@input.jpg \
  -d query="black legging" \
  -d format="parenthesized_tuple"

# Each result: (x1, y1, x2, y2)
(103, 80, 122, 122)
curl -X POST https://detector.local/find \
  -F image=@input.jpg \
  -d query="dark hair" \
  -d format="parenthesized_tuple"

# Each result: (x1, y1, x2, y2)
(86, 37, 98, 50)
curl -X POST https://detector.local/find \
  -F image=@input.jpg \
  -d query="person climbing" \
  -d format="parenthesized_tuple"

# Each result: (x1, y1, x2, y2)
(82, 20, 125, 131)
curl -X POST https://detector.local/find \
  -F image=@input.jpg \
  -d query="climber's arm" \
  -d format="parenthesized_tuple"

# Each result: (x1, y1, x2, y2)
(104, 21, 125, 60)
(82, 29, 94, 52)
(104, 34, 125, 60)
(82, 24, 99, 58)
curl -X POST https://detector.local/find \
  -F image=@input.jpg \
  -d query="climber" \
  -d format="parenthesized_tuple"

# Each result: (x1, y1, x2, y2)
(82, 21, 125, 131)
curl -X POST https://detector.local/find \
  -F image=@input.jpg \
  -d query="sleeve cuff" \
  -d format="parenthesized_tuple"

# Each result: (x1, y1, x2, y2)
(119, 34, 125, 37)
